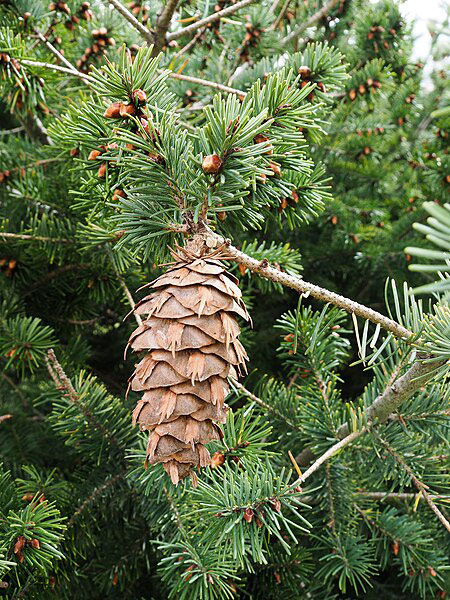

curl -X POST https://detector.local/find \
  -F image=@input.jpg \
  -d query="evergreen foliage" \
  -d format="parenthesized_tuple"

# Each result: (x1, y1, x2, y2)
(0, 0, 449, 598)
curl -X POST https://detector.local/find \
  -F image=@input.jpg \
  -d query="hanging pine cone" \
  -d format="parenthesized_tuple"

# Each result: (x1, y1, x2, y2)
(126, 243, 249, 485)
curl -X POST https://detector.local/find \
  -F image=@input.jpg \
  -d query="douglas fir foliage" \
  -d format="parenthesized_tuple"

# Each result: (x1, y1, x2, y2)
(0, 0, 449, 599)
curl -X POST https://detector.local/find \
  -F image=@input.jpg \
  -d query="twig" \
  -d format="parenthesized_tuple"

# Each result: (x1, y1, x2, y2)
(282, 0, 340, 45)
(34, 30, 79, 72)
(207, 228, 412, 339)
(271, 0, 292, 30)
(355, 491, 450, 502)
(67, 472, 125, 528)
(0, 414, 13, 424)
(231, 380, 299, 431)
(46, 349, 124, 452)
(296, 429, 364, 485)
(375, 433, 450, 534)
(0, 232, 72, 243)
(0, 126, 25, 135)
(295, 354, 443, 466)
(118, 275, 143, 326)
(153, 0, 180, 54)
(107, 0, 154, 44)
(173, 28, 206, 60)
(168, 72, 245, 96)
(167, 0, 255, 41)
(21, 59, 95, 84)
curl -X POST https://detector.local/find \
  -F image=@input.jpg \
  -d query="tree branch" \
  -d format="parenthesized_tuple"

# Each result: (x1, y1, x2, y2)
(282, 0, 340, 45)
(168, 72, 245, 96)
(166, 0, 255, 41)
(153, 0, 180, 54)
(21, 59, 95, 84)
(46, 349, 124, 452)
(207, 228, 412, 339)
(107, 0, 154, 44)
(0, 232, 72, 243)
(295, 354, 443, 466)
(375, 432, 450, 534)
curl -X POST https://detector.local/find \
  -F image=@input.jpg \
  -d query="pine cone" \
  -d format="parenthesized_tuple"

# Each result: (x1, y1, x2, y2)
(126, 245, 249, 485)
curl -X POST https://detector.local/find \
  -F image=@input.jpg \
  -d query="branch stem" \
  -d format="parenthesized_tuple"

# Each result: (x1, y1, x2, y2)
(167, 0, 255, 41)
(282, 0, 340, 45)
(107, 0, 154, 44)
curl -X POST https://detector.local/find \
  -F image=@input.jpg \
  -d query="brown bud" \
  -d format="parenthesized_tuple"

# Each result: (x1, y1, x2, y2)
(88, 149, 102, 161)
(349, 89, 357, 101)
(271, 499, 281, 512)
(14, 536, 26, 555)
(217, 211, 227, 221)
(211, 452, 225, 468)
(269, 162, 281, 176)
(113, 573, 119, 586)
(23, 11, 31, 19)
(103, 102, 123, 118)
(29, 538, 40, 549)
(126, 143, 135, 151)
(298, 65, 311, 80)
(331, 215, 338, 225)
(112, 189, 126, 201)
(97, 162, 107, 178)
(106, 142, 119, 151)
(119, 103, 136, 118)
(363, 146, 371, 155)
(243, 508, 254, 523)
(238, 264, 247, 276)
(202, 154, 222, 174)
(274, 572, 281, 584)
(359, 84, 366, 95)
(69, 147, 79, 157)
(132, 89, 147, 105)
(22, 493, 34, 502)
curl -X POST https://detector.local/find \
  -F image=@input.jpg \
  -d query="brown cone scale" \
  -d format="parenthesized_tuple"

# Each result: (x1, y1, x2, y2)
(127, 245, 249, 486)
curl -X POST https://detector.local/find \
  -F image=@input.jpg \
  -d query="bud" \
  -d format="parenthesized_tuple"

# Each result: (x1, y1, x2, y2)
(112, 189, 126, 201)
(29, 538, 40, 549)
(132, 89, 147, 105)
(298, 65, 311, 80)
(238, 264, 247, 276)
(97, 162, 107, 178)
(14, 536, 26, 554)
(253, 133, 273, 154)
(217, 211, 227, 221)
(88, 149, 102, 161)
(202, 154, 222, 174)
(211, 452, 225, 468)
(291, 190, 299, 203)
(69, 147, 79, 157)
(113, 573, 119, 586)
(22, 492, 34, 502)
(243, 508, 254, 523)
(271, 499, 281, 513)
(349, 89, 357, 101)
(359, 84, 366, 95)
(119, 103, 136, 118)
(103, 102, 123, 118)
(269, 162, 281, 176)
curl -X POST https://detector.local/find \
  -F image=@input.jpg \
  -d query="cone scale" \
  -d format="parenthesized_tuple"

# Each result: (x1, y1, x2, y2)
(126, 244, 249, 485)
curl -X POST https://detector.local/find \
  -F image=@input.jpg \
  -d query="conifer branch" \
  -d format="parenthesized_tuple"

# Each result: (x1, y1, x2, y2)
(34, 30, 80, 73)
(107, 0, 154, 44)
(67, 472, 126, 528)
(271, 0, 292, 30)
(0, 232, 72, 243)
(46, 349, 124, 452)
(153, 0, 180, 54)
(295, 354, 444, 466)
(282, 0, 340, 45)
(375, 433, 450, 534)
(168, 72, 245, 96)
(21, 59, 96, 84)
(206, 229, 412, 339)
(167, 0, 255, 41)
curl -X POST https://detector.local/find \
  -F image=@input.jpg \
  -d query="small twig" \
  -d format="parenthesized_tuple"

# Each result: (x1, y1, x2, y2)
(173, 28, 206, 60)
(67, 472, 125, 528)
(375, 433, 450, 534)
(355, 491, 450, 502)
(0, 232, 72, 243)
(0, 126, 25, 135)
(231, 380, 300, 431)
(168, 72, 245, 96)
(0, 414, 13, 424)
(21, 59, 95, 84)
(271, 0, 292, 30)
(107, 0, 154, 44)
(167, 0, 255, 41)
(153, 0, 180, 54)
(46, 349, 123, 452)
(34, 30, 79, 72)
(119, 275, 142, 326)
(282, 0, 340, 45)
(295, 429, 364, 485)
